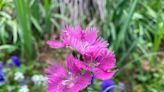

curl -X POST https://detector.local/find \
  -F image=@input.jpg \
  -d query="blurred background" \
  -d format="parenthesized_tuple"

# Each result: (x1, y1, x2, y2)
(0, 0, 164, 92)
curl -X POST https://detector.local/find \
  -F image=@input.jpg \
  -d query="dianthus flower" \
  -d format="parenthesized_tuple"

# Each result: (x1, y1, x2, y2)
(46, 26, 117, 91)
(46, 54, 92, 92)
(74, 48, 116, 80)
(47, 26, 108, 55)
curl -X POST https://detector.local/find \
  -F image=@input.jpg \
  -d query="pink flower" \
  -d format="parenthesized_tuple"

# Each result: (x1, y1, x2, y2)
(74, 49, 116, 80)
(46, 26, 117, 91)
(47, 26, 108, 55)
(46, 54, 92, 92)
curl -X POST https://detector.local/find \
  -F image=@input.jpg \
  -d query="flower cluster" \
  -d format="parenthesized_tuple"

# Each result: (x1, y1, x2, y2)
(46, 26, 116, 92)
(1, 56, 46, 91)
(0, 56, 22, 83)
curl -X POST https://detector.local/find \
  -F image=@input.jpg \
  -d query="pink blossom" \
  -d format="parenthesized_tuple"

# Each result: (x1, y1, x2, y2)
(47, 40, 65, 48)
(66, 54, 82, 75)
(46, 26, 117, 91)
(46, 54, 92, 92)
(47, 26, 108, 55)
(74, 49, 116, 80)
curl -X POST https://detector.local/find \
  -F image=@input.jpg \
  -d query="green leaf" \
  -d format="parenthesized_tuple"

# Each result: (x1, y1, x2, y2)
(14, 0, 34, 59)
(31, 16, 43, 34)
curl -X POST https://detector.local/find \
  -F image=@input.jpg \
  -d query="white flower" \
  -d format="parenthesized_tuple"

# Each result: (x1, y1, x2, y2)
(7, 86, 15, 92)
(31, 74, 46, 86)
(14, 72, 24, 81)
(18, 85, 29, 92)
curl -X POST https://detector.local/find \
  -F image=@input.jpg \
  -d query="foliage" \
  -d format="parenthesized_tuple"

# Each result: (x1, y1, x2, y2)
(14, 0, 33, 59)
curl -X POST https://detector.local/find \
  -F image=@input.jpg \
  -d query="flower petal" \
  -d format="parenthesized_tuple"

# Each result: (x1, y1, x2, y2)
(66, 54, 81, 74)
(47, 82, 65, 92)
(67, 38, 86, 54)
(47, 40, 64, 48)
(0, 71, 5, 83)
(93, 68, 116, 80)
(98, 51, 116, 71)
(46, 65, 66, 92)
(100, 80, 115, 92)
(11, 56, 21, 67)
(84, 45, 104, 59)
(67, 72, 92, 92)
(84, 28, 97, 43)
(62, 26, 83, 41)
(73, 58, 91, 71)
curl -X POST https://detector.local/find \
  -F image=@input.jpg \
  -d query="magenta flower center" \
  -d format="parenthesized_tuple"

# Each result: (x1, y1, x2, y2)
(62, 79, 74, 88)
(88, 62, 100, 69)
(81, 42, 89, 52)
(62, 73, 76, 88)
(64, 31, 70, 37)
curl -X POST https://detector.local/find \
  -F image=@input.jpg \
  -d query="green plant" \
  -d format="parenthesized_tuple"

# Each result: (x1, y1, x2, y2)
(14, 0, 33, 59)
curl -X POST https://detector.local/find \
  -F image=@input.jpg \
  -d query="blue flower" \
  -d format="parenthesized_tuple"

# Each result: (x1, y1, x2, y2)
(100, 80, 115, 92)
(91, 74, 94, 84)
(0, 72, 5, 83)
(11, 56, 21, 67)
(0, 61, 5, 83)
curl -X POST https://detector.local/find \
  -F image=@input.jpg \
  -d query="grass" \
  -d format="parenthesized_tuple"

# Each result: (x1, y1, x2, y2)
(14, 0, 34, 59)
(14, 0, 33, 59)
